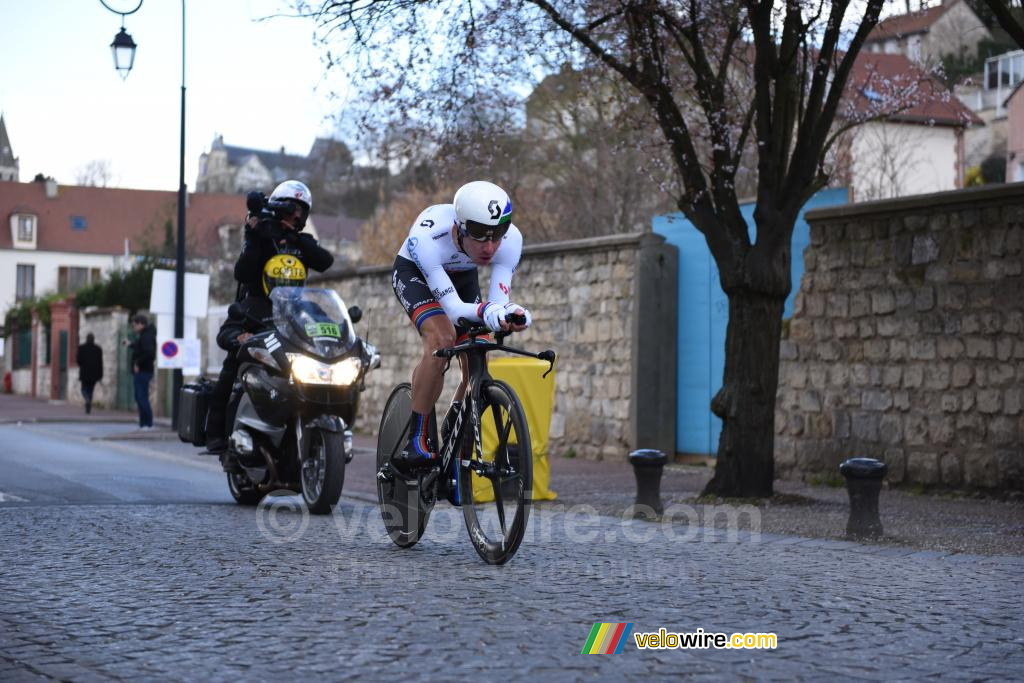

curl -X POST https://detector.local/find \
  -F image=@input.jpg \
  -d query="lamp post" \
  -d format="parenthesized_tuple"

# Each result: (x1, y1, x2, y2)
(100, 0, 187, 427)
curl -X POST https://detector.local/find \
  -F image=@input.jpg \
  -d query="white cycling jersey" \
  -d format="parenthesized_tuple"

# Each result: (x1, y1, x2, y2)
(397, 203, 522, 324)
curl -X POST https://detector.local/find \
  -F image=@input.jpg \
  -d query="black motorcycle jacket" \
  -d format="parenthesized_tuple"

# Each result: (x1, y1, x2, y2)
(233, 219, 334, 299)
(217, 296, 273, 352)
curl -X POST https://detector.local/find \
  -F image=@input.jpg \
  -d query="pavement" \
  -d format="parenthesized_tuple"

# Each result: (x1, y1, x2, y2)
(1, 391, 1022, 557)
(2, 393, 1023, 679)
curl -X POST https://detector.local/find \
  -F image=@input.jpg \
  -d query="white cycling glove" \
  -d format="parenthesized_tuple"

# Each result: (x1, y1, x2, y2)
(479, 301, 506, 332)
(504, 302, 532, 327)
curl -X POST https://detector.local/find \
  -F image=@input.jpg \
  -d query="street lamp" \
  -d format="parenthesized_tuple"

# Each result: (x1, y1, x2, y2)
(110, 28, 136, 79)
(100, 0, 188, 428)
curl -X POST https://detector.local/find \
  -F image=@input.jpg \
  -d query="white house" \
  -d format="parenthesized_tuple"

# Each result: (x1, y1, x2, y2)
(864, 0, 991, 66)
(840, 52, 983, 201)
(0, 179, 246, 318)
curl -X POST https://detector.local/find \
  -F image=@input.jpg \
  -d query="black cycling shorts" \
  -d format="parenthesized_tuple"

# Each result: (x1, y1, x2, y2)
(392, 255, 481, 336)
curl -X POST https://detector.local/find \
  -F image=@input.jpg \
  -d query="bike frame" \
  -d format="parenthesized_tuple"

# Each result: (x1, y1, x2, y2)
(432, 327, 555, 500)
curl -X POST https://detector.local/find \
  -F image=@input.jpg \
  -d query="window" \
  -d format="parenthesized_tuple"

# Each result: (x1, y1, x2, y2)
(58, 266, 95, 294)
(907, 37, 921, 63)
(16, 264, 34, 301)
(17, 215, 35, 241)
(70, 215, 87, 230)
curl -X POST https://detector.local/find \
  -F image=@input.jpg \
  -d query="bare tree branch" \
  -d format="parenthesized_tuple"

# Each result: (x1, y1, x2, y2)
(981, 0, 1024, 49)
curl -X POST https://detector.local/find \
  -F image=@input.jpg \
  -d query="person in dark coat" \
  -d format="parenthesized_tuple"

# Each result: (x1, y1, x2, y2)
(76, 333, 103, 414)
(204, 180, 332, 454)
(122, 313, 156, 429)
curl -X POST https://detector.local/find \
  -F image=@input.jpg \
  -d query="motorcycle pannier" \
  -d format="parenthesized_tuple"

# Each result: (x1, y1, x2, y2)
(178, 380, 212, 446)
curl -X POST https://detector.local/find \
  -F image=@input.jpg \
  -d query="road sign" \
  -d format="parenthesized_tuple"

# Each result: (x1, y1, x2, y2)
(157, 338, 201, 374)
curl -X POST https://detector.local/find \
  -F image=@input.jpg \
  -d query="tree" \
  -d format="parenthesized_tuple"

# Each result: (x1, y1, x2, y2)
(978, 0, 1024, 48)
(74, 159, 114, 187)
(301, 0, 898, 497)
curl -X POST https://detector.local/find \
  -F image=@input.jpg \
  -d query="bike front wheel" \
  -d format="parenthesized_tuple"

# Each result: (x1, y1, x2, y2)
(459, 379, 533, 565)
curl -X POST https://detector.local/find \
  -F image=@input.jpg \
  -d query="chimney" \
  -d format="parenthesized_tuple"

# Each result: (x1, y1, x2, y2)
(45, 177, 58, 198)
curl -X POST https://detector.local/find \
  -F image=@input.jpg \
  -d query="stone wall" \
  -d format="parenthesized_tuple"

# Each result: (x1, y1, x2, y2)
(73, 307, 132, 410)
(314, 232, 677, 460)
(776, 184, 1024, 490)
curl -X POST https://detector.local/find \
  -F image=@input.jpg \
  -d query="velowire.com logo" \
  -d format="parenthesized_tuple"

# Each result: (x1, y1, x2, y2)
(581, 623, 634, 654)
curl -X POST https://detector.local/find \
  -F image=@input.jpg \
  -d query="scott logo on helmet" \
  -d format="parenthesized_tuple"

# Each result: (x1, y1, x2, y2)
(488, 200, 500, 219)
(262, 254, 307, 294)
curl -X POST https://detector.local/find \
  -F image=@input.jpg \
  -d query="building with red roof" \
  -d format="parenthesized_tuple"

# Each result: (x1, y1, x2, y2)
(837, 52, 983, 201)
(864, 0, 991, 66)
(0, 177, 246, 316)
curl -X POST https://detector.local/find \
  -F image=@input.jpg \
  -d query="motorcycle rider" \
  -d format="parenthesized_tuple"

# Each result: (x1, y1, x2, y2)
(205, 180, 333, 455)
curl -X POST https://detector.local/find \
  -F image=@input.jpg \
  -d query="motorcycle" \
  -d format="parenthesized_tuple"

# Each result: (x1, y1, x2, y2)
(180, 287, 379, 513)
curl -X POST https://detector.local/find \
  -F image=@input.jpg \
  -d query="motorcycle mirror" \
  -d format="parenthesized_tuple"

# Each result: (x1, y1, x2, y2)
(348, 306, 363, 324)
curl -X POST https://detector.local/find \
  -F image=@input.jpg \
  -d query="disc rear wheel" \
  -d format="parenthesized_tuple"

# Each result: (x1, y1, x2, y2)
(376, 383, 432, 547)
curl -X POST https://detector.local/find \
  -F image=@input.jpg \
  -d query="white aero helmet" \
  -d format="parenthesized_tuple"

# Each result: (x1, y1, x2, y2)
(453, 181, 512, 242)
(269, 179, 313, 229)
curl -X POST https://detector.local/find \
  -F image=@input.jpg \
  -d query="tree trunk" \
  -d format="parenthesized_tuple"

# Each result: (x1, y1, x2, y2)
(702, 288, 785, 498)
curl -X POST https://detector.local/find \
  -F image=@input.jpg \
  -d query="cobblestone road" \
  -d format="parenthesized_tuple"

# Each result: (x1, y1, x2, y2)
(1, 424, 1022, 680)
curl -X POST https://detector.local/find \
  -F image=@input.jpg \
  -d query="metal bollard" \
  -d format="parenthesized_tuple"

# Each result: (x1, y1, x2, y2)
(628, 449, 668, 519)
(839, 457, 888, 539)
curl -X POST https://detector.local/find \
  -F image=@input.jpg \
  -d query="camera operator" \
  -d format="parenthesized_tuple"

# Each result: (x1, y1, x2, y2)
(234, 179, 333, 300)
(205, 180, 334, 455)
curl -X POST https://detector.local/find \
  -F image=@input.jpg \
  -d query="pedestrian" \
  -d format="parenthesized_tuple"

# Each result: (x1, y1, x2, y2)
(122, 313, 156, 429)
(76, 333, 103, 414)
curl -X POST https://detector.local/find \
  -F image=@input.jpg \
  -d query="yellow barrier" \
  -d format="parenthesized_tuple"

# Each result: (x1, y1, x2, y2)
(472, 356, 558, 502)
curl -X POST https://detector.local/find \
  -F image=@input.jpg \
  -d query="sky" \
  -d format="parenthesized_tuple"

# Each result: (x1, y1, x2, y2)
(0, 0, 347, 191)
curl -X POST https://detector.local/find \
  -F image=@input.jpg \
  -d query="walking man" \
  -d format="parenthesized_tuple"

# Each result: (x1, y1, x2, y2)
(76, 333, 103, 414)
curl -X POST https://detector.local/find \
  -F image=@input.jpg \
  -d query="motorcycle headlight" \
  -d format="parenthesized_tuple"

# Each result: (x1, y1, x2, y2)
(287, 354, 361, 386)
(330, 357, 362, 386)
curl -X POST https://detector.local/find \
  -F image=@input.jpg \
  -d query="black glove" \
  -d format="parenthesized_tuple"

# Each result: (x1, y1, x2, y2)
(280, 228, 301, 245)
(245, 218, 274, 240)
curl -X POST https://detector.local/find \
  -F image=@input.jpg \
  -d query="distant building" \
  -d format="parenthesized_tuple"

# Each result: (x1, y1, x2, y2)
(1006, 82, 1024, 182)
(864, 0, 991, 66)
(955, 49, 1024, 170)
(196, 135, 313, 194)
(195, 134, 368, 262)
(0, 115, 19, 182)
(195, 134, 356, 196)
(307, 212, 363, 267)
(0, 179, 245, 316)
(838, 53, 983, 201)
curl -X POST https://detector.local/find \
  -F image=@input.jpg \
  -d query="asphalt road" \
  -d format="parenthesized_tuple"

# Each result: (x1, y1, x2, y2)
(1, 421, 1022, 681)
(0, 422, 229, 506)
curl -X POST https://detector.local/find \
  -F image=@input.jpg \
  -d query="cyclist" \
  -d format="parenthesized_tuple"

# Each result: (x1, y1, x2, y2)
(391, 180, 532, 464)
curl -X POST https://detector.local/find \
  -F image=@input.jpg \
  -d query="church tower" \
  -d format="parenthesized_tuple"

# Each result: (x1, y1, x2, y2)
(0, 114, 19, 182)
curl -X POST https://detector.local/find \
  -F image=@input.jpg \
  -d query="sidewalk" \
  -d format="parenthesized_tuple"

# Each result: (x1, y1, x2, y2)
(3, 391, 1021, 556)
(0, 391, 171, 427)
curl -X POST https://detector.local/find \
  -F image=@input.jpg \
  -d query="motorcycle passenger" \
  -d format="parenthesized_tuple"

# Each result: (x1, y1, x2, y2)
(391, 180, 531, 465)
(234, 179, 334, 300)
(205, 180, 333, 454)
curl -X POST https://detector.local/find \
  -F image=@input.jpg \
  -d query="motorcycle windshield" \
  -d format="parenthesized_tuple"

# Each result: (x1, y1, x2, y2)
(270, 287, 357, 359)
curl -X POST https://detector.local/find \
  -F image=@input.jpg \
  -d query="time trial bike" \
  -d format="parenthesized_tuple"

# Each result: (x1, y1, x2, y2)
(375, 315, 555, 565)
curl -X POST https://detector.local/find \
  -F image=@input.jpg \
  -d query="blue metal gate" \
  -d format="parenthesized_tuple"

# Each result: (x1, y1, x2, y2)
(652, 188, 848, 457)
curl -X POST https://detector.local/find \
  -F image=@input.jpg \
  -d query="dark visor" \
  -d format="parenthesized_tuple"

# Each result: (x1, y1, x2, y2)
(464, 218, 510, 242)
